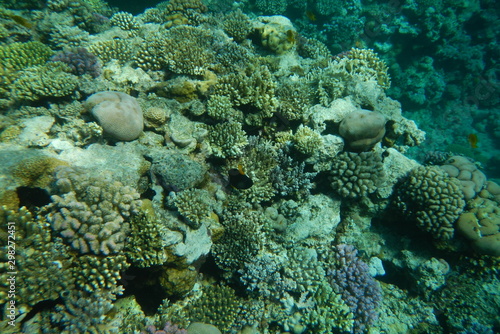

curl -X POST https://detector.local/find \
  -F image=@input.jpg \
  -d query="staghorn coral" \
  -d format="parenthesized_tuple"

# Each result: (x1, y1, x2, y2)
(327, 244, 382, 334)
(330, 151, 385, 199)
(335, 48, 391, 90)
(210, 65, 278, 122)
(206, 94, 243, 122)
(47, 167, 141, 255)
(89, 39, 134, 64)
(110, 11, 140, 31)
(161, 25, 216, 76)
(125, 207, 168, 267)
(47, 288, 121, 333)
(292, 125, 324, 156)
(171, 188, 216, 229)
(271, 147, 317, 200)
(48, 24, 90, 49)
(234, 136, 278, 204)
(395, 166, 466, 240)
(305, 282, 354, 333)
(255, 0, 287, 15)
(11, 62, 78, 102)
(0, 41, 53, 72)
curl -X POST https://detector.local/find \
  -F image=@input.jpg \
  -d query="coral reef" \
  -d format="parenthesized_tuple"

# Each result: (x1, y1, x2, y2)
(339, 109, 387, 152)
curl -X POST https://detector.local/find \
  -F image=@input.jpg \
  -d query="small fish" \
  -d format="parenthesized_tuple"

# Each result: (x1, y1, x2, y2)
(305, 10, 317, 22)
(228, 164, 253, 190)
(10, 14, 33, 29)
(468, 133, 478, 149)
(286, 29, 297, 44)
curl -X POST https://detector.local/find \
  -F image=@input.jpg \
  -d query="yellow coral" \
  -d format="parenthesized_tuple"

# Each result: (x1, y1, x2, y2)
(12, 156, 68, 188)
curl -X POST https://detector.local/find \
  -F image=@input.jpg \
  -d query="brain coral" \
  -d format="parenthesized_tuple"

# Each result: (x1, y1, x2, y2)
(47, 167, 141, 255)
(396, 166, 466, 240)
(84, 91, 144, 141)
(330, 151, 385, 199)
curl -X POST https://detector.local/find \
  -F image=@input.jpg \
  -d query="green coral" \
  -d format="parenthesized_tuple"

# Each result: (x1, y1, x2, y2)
(293, 125, 323, 156)
(0, 41, 53, 72)
(11, 62, 78, 101)
(74, 255, 129, 293)
(306, 282, 354, 333)
(186, 284, 243, 332)
(172, 188, 216, 229)
(0, 207, 75, 308)
(89, 39, 134, 64)
(212, 210, 265, 271)
(125, 209, 168, 268)
(207, 122, 248, 158)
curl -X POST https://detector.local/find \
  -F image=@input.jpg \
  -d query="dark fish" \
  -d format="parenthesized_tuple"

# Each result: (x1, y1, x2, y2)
(468, 133, 478, 149)
(228, 165, 253, 190)
(305, 10, 317, 22)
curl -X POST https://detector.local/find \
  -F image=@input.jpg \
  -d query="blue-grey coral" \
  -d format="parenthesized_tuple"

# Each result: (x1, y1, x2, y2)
(327, 244, 382, 334)
(51, 47, 101, 78)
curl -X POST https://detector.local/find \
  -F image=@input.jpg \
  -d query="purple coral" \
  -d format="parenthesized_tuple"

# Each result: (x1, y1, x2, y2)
(51, 47, 101, 78)
(328, 244, 382, 334)
(142, 322, 187, 334)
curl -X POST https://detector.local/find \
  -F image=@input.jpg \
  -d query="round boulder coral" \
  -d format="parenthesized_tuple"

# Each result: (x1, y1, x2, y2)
(439, 156, 486, 200)
(339, 109, 386, 152)
(84, 91, 143, 141)
(395, 166, 466, 240)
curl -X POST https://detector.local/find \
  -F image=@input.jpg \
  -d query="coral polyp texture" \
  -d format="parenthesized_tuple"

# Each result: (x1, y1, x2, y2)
(396, 166, 466, 240)
(0, 0, 499, 333)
